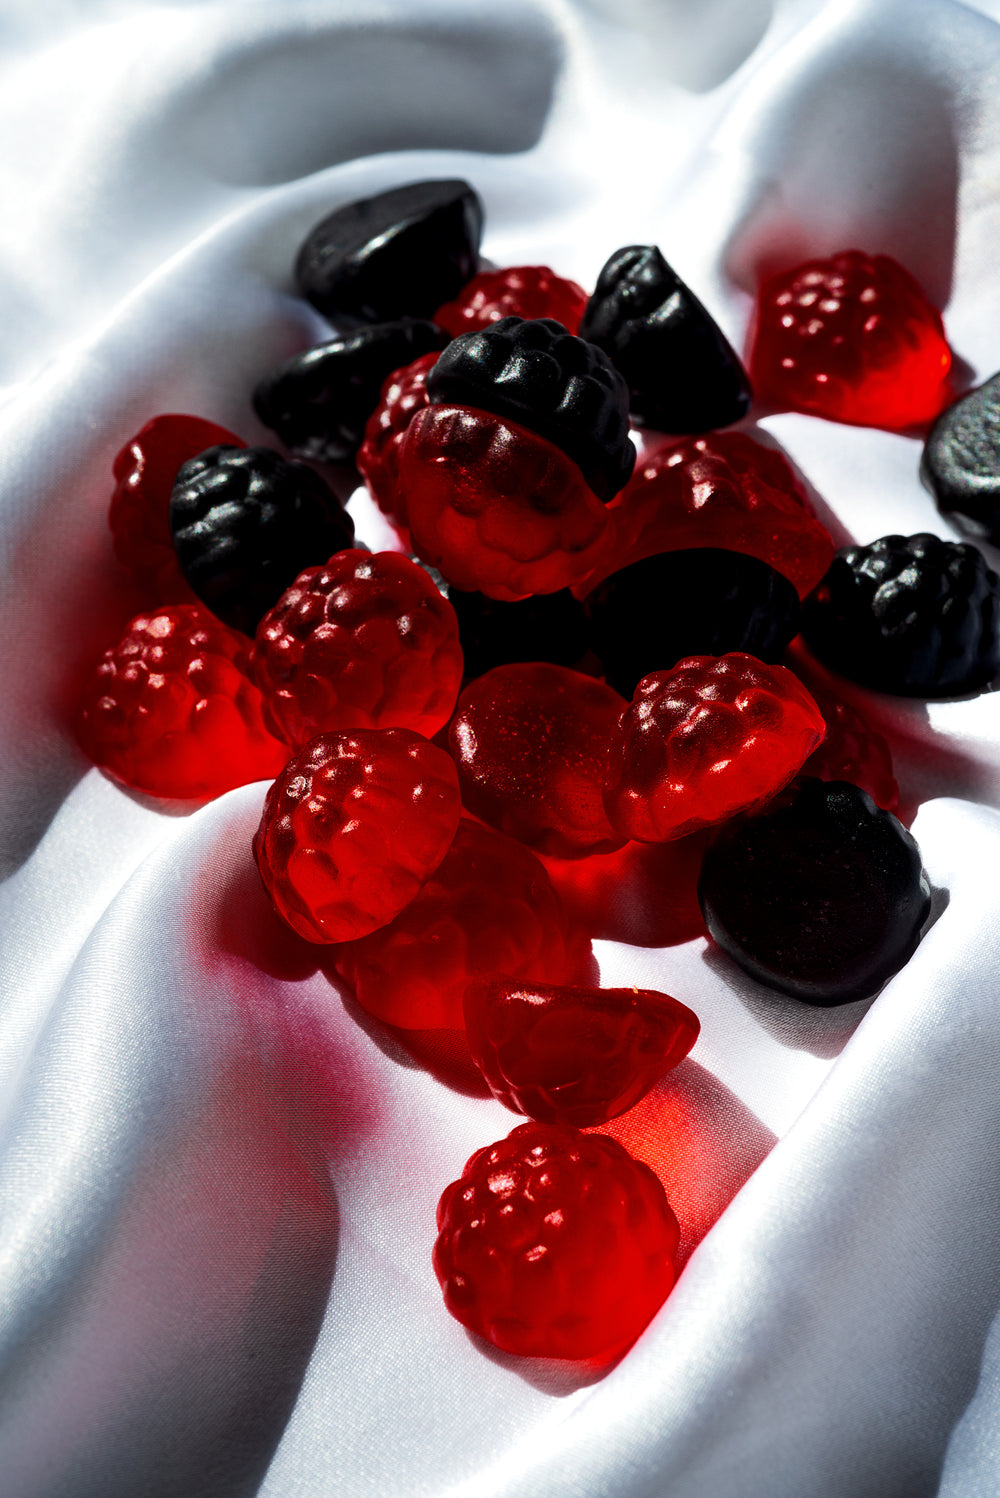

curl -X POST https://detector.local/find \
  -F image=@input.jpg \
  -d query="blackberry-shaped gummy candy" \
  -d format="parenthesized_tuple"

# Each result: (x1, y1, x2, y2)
(433, 1122, 680, 1361)
(801, 533, 1000, 697)
(585, 547, 800, 698)
(170, 445, 354, 635)
(426, 316, 635, 501)
(252, 319, 449, 463)
(356, 351, 437, 535)
(463, 978, 700, 1127)
(253, 729, 461, 943)
(921, 371, 1000, 543)
(579, 245, 751, 433)
(447, 585, 591, 680)
(434, 266, 588, 337)
(697, 778, 931, 1005)
(294, 178, 483, 326)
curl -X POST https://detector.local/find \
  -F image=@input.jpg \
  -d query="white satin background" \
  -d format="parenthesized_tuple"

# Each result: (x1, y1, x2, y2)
(4, 0, 1000, 1494)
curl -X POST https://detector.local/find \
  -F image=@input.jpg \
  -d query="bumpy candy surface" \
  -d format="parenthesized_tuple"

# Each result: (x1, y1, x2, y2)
(801, 533, 1000, 697)
(76, 605, 288, 799)
(398, 404, 612, 601)
(748, 251, 951, 429)
(446, 585, 591, 681)
(294, 178, 483, 325)
(433, 266, 588, 337)
(252, 319, 449, 463)
(603, 654, 825, 842)
(253, 728, 461, 943)
(109, 413, 244, 601)
(449, 663, 627, 858)
(250, 548, 463, 748)
(697, 778, 931, 1005)
(920, 370, 1000, 542)
(463, 978, 700, 1126)
(170, 445, 355, 635)
(579, 244, 752, 433)
(330, 818, 574, 1029)
(426, 316, 635, 501)
(356, 351, 437, 534)
(433, 1122, 680, 1360)
(800, 682, 899, 814)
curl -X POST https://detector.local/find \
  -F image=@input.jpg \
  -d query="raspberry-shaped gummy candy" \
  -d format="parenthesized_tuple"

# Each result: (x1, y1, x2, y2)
(109, 414, 244, 602)
(801, 533, 1000, 697)
(251, 548, 463, 747)
(799, 682, 899, 814)
(921, 371, 1000, 543)
(464, 978, 700, 1127)
(253, 729, 461, 943)
(579, 245, 751, 434)
(330, 818, 574, 1029)
(446, 585, 591, 681)
(433, 1122, 680, 1360)
(426, 316, 634, 501)
(170, 445, 355, 635)
(449, 663, 627, 858)
(295, 178, 483, 325)
(76, 605, 288, 799)
(356, 352, 437, 535)
(748, 251, 951, 429)
(698, 778, 931, 1005)
(434, 266, 588, 337)
(604, 654, 825, 842)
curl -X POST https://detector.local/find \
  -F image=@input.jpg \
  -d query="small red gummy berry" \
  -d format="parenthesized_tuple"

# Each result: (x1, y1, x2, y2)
(433, 1122, 680, 1360)
(433, 266, 589, 337)
(356, 352, 437, 537)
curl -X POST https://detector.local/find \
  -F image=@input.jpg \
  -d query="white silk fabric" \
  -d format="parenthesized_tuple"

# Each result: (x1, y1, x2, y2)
(5, 0, 1000, 1493)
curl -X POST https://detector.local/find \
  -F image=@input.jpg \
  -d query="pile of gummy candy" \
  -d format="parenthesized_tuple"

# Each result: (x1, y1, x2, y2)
(75, 178, 1000, 1364)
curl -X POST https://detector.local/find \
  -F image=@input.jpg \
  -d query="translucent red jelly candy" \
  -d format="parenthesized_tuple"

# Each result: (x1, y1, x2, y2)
(108, 413, 244, 601)
(398, 404, 611, 601)
(449, 663, 627, 858)
(463, 978, 700, 1126)
(250, 549, 464, 748)
(748, 250, 951, 429)
(76, 604, 288, 799)
(433, 1122, 680, 1360)
(433, 266, 588, 337)
(800, 683, 900, 814)
(604, 653, 826, 842)
(330, 818, 575, 1029)
(253, 729, 461, 943)
(356, 351, 437, 537)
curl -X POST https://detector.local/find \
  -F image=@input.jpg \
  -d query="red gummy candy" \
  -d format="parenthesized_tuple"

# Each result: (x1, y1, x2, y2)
(330, 818, 575, 1029)
(76, 604, 288, 799)
(604, 653, 826, 842)
(463, 978, 700, 1127)
(250, 549, 464, 749)
(398, 404, 611, 601)
(585, 431, 835, 599)
(356, 352, 437, 537)
(108, 413, 245, 601)
(253, 728, 461, 943)
(433, 266, 588, 337)
(800, 683, 899, 814)
(449, 663, 627, 858)
(433, 1121, 680, 1360)
(748, 251, 951, 429)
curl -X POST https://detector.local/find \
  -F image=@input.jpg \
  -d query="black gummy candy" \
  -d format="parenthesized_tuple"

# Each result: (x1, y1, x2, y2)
(446, 585, 592, 682)
(921, 371, 1000, 543)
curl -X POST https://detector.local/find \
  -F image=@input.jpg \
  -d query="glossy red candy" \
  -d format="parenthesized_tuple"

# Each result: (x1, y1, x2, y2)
(800, 683, 899, 814)
(463, 978, 700, 1126)
(250, 549, 464, 749)
(356, 351, 437, 537)
(398, 404, 611, 601)
(330, 818, 574, 1029)
(108, 413, 244, 601)
(604, 653, 826, 842)
(449, 663, 626, 858)
(748, 251, 951, 429)
(433, 266, 588, 337)
(76, 604, 288, 799)
(253, 728, 461, 943)
(433, 1122, 680, 1360)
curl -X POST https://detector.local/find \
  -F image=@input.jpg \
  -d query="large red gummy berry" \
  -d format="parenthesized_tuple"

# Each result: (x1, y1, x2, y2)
(433, 266, 588, 337)
(253, 729, 461, 943)
(463, 978, 700, 1127)
(250, 549, 464, 749)
(449, 663, 626, 858)
(800, 683, 899, 814)
(108, 414, 245, 601)
(330, 818, 575, 1029)
(604, 653, 826, 842)
(748, 251, 951, 429)
(433, 1122, 680, 1360)
(398, 404, 611, 601)
(356, 352, 437, 536)
(76, 604, 288, 799)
